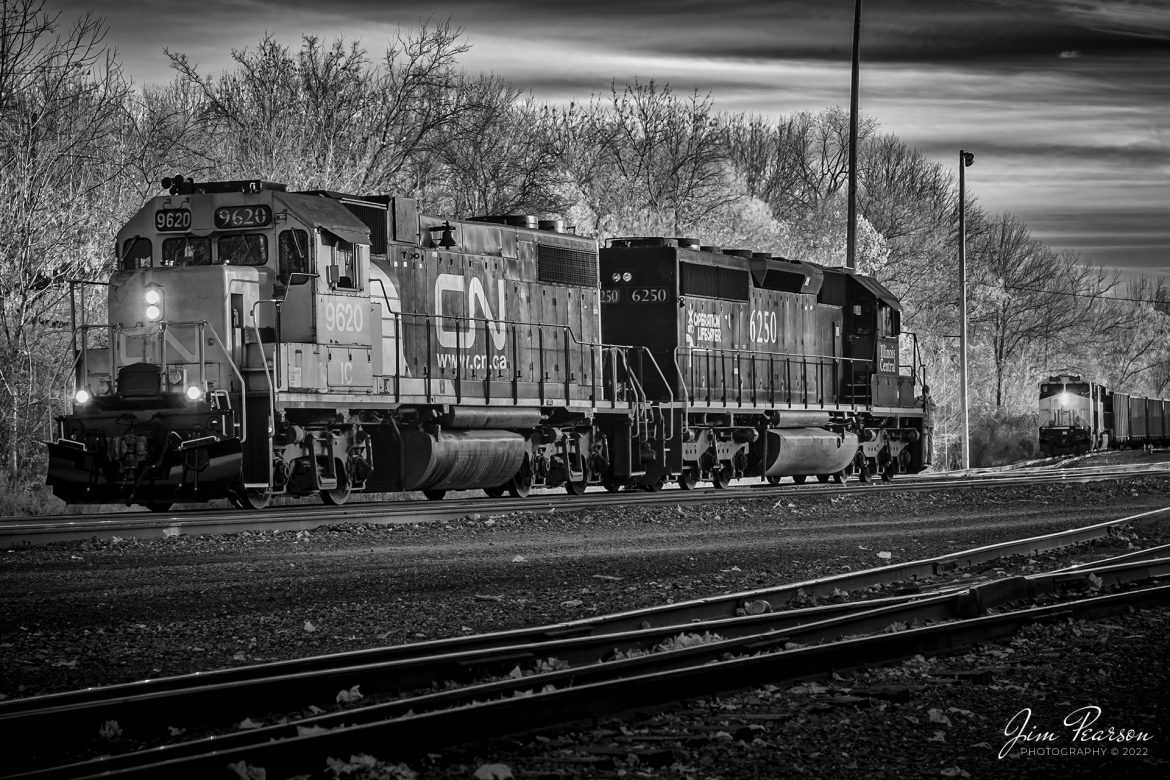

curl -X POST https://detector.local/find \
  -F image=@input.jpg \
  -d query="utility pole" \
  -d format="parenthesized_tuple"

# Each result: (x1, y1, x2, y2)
(958, 149, 974, 470)
(846, 0, 862, 270)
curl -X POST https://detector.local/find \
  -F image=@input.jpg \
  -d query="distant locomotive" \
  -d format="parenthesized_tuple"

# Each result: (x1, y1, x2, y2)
(1038, 374, 1170, 456)
(46, 177, 928, 510)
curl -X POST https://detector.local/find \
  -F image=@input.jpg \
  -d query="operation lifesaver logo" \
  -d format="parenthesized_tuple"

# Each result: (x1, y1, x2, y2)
(687, 310, 722, 342)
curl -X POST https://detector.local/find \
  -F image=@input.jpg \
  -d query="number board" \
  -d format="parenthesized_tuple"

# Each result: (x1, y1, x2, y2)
(155, 209, 191, 232)
(214, 205, 272, 229)
(629, 287, 668, 303)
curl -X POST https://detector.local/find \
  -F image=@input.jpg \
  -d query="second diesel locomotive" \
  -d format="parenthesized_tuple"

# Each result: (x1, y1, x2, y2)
(46, 177, 928, 509)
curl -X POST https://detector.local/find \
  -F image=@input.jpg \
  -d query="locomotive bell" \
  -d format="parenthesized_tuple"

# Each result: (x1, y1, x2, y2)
(429, 221, 458, 248)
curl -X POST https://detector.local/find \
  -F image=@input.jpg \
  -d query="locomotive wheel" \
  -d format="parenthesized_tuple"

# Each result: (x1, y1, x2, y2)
(564, 455, 589, 495)
(483, 485, 507, 498)
(857, 463, 873, 484)
(678, 470, 699, 490)
(423, 489, 447, 501)
(833, 469, 848, 484)
(881, 462, 897, 482)
(321, 486, 351, 505)
(816, 474, 831, 483)
(239, 490, 270, 510)
(226, 493, 244, 510)
(145, 502, 173, 513)
(791, 475, 807, 485)
(507, 473, 533, 498)
(711, 466, 732, 489)
(766, 475, 783, 485)
(642, 477, 666, 492)
(602, 478, 623, 492)
(506, 455, 535, 498)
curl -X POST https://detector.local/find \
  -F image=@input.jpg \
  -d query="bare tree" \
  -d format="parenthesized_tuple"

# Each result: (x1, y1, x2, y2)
(431, 76, 567, 216)
(0, 0, 131, 482)
(968, 214, 1129, 409)
(166, 22, 475, 195)
(585, 80, 736, 237)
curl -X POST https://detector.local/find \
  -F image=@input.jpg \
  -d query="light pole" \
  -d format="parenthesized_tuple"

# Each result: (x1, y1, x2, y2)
(958, 149, 974, 470)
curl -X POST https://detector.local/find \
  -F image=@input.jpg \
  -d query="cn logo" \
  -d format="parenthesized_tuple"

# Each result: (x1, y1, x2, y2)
(435, 274, 507, 351)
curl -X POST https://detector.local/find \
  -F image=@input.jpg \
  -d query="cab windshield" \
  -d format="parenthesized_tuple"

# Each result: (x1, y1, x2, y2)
(160, 234, 268, 267)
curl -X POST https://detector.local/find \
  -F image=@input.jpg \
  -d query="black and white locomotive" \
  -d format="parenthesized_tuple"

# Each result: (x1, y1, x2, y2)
(46, 177, 928, 510)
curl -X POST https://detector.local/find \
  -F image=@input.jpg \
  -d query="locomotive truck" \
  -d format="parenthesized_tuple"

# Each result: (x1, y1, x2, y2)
(46, 177, 928, 510)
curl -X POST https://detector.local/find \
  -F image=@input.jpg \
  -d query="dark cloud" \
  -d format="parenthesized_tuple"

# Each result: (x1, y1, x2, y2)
(44, 0, 1170, 271)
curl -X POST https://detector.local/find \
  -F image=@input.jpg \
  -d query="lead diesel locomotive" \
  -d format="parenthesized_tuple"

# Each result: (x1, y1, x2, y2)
(47, 178, 928, 509)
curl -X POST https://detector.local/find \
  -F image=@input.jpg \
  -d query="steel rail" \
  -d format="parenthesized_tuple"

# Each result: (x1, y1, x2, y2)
(12, 573, 1169, 780)
(0, 583, 974, 749)
(3, 505, 1165, 725)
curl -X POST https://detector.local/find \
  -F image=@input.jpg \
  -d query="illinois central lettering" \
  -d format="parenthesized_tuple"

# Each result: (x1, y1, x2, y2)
(435, 273, 507, 351)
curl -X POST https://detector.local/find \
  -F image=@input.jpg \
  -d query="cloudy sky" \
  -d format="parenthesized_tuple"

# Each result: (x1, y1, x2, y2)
(51, 0, 1170, 274)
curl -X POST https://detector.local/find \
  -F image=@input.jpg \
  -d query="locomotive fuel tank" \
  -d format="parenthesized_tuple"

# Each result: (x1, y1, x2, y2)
(763, 428, 859, 478)
(398, 429, 528, 492)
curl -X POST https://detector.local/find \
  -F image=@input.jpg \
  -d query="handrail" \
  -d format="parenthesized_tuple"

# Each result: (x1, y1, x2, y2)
(673, 345, 875, 412)
(248, 303, 277, 450)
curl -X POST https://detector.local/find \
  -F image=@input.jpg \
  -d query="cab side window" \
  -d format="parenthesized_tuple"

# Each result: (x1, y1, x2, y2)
(279, 229, 310, 285)
(322, 232, 360, 290)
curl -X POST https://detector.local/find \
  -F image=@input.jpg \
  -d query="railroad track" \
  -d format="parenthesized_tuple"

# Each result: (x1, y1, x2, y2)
(4, 507, 1168, 778)
(4, 461, 1170, 547)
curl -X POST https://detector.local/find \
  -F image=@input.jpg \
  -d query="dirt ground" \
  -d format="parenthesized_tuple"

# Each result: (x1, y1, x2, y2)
(2, 464, 1169, 778)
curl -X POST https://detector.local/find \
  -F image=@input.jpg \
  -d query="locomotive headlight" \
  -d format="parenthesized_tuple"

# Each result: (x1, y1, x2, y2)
(74, 387, 92, 405)
(185, 385, 204, 402)
(144, 287, 163, 322)
(622, 272, 633, 282)
(1059, 392, 1070, 406)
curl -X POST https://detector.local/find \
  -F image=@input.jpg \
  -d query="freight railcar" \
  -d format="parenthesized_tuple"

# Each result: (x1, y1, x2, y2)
(46, 178, 929, 510)
(1038, 374, 1170, 456)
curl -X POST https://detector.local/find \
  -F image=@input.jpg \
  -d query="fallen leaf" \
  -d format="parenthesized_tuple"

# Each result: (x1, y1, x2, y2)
(336, 685, 363, 704)
(928, 708, 952, 726)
